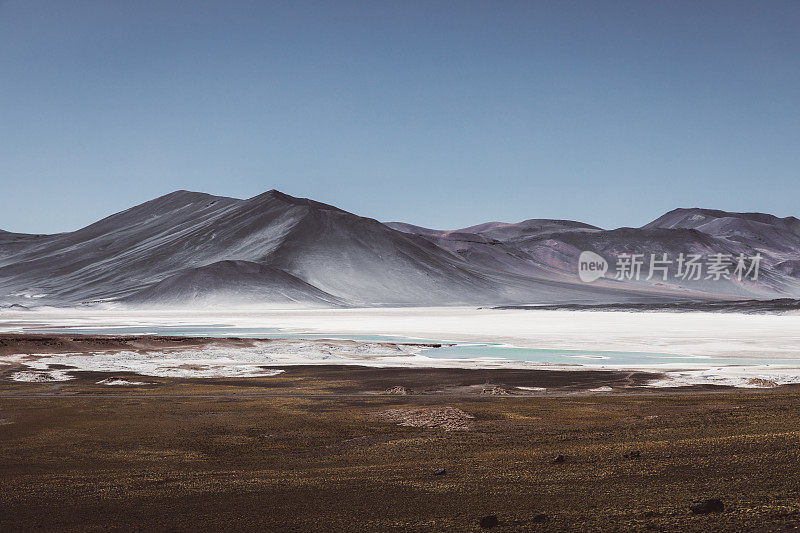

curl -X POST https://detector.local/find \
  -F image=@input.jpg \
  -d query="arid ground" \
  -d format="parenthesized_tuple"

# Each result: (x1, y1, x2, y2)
(3, 336, 800, 531)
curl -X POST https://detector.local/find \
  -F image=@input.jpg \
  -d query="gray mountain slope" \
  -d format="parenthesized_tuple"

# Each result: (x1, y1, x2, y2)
(122, 260, 345, 307)
(775, 260, 800, 277)
(0, 189, 645, 306)
(386, 219, 600, 242)
(235, 193, 643, 305)
(390, 212, 800, 300)
(462, 219, 601, 242)
(515, 227, 796, 298)
(0, 191, 243, 300)
(1, 193, 798, 307)
(385, 219, 604, 279)
(644, 208, 800, 233)
(383, 222, 448, 238)
(644, 208, 800, 252)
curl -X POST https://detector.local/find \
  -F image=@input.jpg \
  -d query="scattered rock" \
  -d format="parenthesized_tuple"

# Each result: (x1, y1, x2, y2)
(532, 513, 548, 523)
(552, 455, 565, 464)
(383, 386, 411, 395)
(97, 378, 153, 386)
(623, 450, 641, 459)
(0, 303, 29, 310)
(379, 407, 475, 431)
(10, 370, 73, 382)
(481, 385, 510, 395)
(479, 515, 499, 528)
(747, 378, 778, 388)
(690, 498, 725, 514)
(433, 468, 446, 476)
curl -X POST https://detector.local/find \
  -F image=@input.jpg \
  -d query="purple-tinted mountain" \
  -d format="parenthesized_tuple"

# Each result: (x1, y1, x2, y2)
(1, 193, 798, 308)
(643, 208, 800, 252)
(122, 260, 345, 307)
(389, 208, 800, 300)
(0, 190, 634, 307)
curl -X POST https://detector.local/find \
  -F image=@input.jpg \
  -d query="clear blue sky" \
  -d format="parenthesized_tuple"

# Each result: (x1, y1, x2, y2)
(2, 1, 799, 233)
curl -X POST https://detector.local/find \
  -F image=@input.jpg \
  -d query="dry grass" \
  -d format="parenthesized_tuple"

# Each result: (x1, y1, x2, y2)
(3, 367, 800, 531)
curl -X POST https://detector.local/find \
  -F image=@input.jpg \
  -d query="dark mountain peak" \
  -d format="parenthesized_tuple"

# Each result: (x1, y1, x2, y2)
(458, 219, 600, 233)
(248, 189, 346, 213)
(642, 208, 800, 249)
(58, 190, 241, 242)
(162, 189, 201, 197)
(116, 190, 237, 216)
(388, 218, 600, 239)
(457, 218, 601, 243)
(154, 189, 232, 203)
(522, 218, 600, 228)
(647, 207, 799, 229)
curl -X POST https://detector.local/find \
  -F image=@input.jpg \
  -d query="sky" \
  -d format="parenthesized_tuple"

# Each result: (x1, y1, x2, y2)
(1, 1, 799, 234)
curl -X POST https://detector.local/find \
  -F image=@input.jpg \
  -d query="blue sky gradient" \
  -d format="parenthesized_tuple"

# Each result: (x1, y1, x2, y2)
(2, 1, 799, 233)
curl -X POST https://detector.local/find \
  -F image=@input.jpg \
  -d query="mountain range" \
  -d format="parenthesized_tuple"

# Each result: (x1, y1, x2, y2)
(1, 190, 798, 308)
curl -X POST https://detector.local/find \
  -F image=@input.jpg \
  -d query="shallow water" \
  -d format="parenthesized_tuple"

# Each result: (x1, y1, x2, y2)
(20, 324, 800, 368)
(418, 344, 799, 367)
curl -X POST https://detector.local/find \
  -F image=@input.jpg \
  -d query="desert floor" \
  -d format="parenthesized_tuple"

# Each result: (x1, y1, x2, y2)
(3, 337, 800, 531)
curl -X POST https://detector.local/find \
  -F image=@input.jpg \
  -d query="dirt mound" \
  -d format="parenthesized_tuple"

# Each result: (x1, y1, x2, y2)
(747, 378, 778, 388)
(481, 385, 510, 395)
(381, 386, 412, 395)
(379, 407, 475, 431)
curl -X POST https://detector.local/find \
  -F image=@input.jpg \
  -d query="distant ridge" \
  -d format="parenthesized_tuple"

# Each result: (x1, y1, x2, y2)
(644, 207, 800, 234)
(0, 191, 798, 308)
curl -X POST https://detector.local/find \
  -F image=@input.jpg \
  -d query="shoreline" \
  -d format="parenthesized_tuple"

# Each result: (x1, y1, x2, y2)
(2, 333, 800, 393)
(4, 306, 800, 358)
